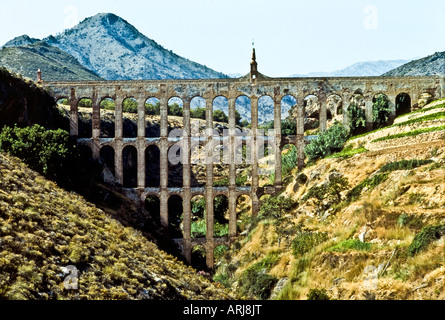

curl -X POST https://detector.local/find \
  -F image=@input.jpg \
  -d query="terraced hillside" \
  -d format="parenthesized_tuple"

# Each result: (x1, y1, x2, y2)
(0, 152, 236, 300)
(214, 99, 445, 300)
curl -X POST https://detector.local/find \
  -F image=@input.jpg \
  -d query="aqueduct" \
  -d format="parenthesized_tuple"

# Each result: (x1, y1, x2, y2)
(43, 54, 444, 269)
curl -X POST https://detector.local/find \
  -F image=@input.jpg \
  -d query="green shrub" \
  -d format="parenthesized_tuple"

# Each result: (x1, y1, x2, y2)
(213, 110, 228, 123)
(304, 122, 350, 161)
(145, 103, 160, 116)
(346, 173, 389, 202)
(0, 125, 76, 181)
(282, 145, 298, 176)
(292, 232, 328, 256)
(372, 125, 445, 143)
(379, 159, 434, 173)
(307, 288, 330, 300)
(408, 224, 445, 256)
(347, 103, 366, 135)
(123, 99, 138, 113)
(238, 268, 278, 300)
(302, 175, 349, 207)
(327, 239, 372, 252)
(372, 94, 392, 128)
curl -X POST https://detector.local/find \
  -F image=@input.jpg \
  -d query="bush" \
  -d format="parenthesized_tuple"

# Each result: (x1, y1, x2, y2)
(372, 95, 392, 128)
(292, 232, 328, 256)
(304, 122, 350, 161)
(213, 110, 228, 123)
(307, 288, 330, 300)
(145, 103, 160, 116)
(347, 103, 366, 135)
(238, 268, 278, 300)
(0, 125, 76, 181)
(346, 173, 389, 202)
(379, 159, 434, 173)
(190, 107, 206, 120)
(302, 175, 349, 207)
(408, 224, 445, 256)
(328, 239, 372, 252)
(123, 99, 138, 113)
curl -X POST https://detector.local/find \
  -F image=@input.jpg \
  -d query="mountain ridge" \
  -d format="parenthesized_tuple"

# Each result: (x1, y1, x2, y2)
(383, 51, 445, 76)
(44, 13, 228, 80)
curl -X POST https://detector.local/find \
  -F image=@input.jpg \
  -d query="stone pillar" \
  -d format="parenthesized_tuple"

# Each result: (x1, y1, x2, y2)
(69, 88, 78, 137)
(342, 92, 351, 128)
(250, 96, 260, 215)
(182, 98, 192, 263)
(273, 98, 282, 191)
(365, 95, 374, 131)
(92, 89, 100, 140)
(387, 95, 397, 122)
(228, 98, 237, 241)
(159, 96, 169, 229)
(114, 95, 124, 186)
(114, 140, 123, 186)
(319, 94, 327, 132)
(91, 89, 100, 160)
(296, 103, 305, 171)
(205, 98, 214, 269)
(137, 96, 146, 189)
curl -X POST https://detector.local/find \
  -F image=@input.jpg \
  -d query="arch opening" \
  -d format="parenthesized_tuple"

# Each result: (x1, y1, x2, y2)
(77, 98, 93, 138)
(122, 146, 138, 188)
(191, 195, 206, 239)
(168, 97, 183, 135)
(122, 98, 138, 138)
(258, 95, 274, 126)
(145, 97, 161, 138)
(99, 146, 115, 183)
(304, 95, 320, 132)
(145, 195, 161, 226)
(100, 98, 115, 138)
(235, 96, 252, 187)
(168, 145, 183, 188)
(145, 145, 160, 188)
(214, 195, 229, 238)
(396, 93, 411, 116)
(280, 95, 297, 135)
(168, 195, 183, 239)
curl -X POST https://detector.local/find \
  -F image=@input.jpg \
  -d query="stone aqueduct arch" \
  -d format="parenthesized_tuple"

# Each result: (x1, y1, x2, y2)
(44, 74, 444, 268)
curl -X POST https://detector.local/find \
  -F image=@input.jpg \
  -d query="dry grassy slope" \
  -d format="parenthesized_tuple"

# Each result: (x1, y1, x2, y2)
(223, 100, 445, 300)
(0, 152, 236, 300)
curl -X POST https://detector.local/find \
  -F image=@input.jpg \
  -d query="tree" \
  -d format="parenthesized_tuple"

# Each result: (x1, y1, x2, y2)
(304, 122, 350, 161)
(168, 103, 183, 117)
(347, 103, 366, 135)
(372, 94, 392, 128)
(190, 107, 206, 120)
(123, 99, 138, 113)
(145, 102, 160, 115)
(213, 110, 228, 123)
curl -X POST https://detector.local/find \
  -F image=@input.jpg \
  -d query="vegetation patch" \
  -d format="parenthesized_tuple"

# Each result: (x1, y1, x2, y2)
(379, 159, 434, 173)
(327, 239, 373, 252)
(307, 288, 331, 300)
(408, 224, 445, 256)
(292, 232, 329, 257)
(304, 122, 350, 161)
(346, 173, 389, 202)
(371, 125, 445, 143)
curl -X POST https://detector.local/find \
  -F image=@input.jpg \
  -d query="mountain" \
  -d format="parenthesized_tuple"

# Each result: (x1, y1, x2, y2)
(0, 41, 103, 81)
(43, 13, 228, 80)
(291, 59, 410, 78)
(383, 51, 445, 76)
(3, 34, 40, 48)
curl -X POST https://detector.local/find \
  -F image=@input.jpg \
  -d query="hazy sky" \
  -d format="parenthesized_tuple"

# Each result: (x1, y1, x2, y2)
(1, 0, 444, 77)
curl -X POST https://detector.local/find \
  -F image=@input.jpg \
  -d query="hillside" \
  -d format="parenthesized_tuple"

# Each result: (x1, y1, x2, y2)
(0, 67, 67, 129)
(214, 99, 445, 300)
(0, 151, 236, 300)
(291, 60, 410, 78)
(0, 41, 103, 81)
(43, 13, 228, 80)
(383, 51, 445, 76)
